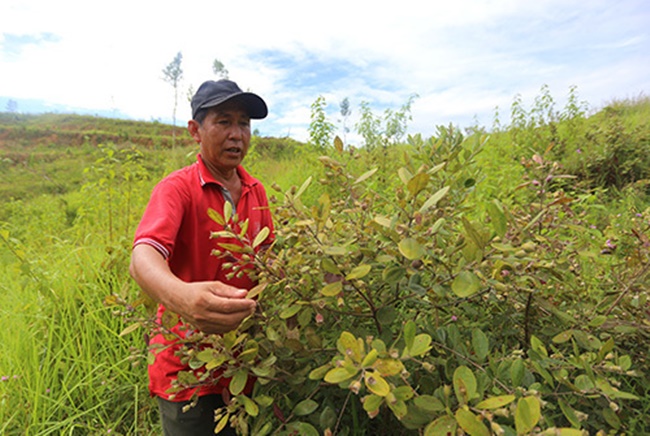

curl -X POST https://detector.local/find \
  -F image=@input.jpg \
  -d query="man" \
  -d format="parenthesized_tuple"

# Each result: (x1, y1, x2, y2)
(130, 79, 274, 435)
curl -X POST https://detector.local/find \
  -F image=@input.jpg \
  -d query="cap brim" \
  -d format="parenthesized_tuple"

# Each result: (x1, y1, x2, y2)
(199, 92, 268, 119)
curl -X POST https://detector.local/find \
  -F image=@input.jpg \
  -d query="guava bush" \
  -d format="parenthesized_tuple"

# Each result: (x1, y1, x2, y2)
(118, 127, 648, 435)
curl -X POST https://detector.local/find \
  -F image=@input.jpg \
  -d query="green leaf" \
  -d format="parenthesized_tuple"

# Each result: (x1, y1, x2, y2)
(398, 238, 424, 260)
(320, 281, 342, 297)
(487, 199, 507, 237)
(324, 246, 348, 256)
(252, 226, 270, 248)
(419, 186, 450, 213)
(424, 415, 457, 436)
(413, 395, 445, 412)
(293, 399, 319, 416)
(558, 399, 581, 429)
(515, 396, 541, 435)
(346, 264, 372, 280)
(321, 257, 341, 274)
(552, 329, 574, 344)
(451, 271, 481, 298)
(404, 320, 416, 351)
(354, 167, 378, 185)
(511, 359, 525, 386)
(476, 395, 516, 410)
(453, 366, 477, 405)
(279, 304, 301, 319)
(308, 364, 331, 380)
(409, 334, 432, 357)
(238, 395, 259, 417)
(253, 395, 274, 408)
(382, 265, 406, 284)
(471, 329, 489, 362)
(455, 407, 490, 436)
(229, 369, 248, 396)
(286, 422, 319, 436)
(602, 407, 621, 429)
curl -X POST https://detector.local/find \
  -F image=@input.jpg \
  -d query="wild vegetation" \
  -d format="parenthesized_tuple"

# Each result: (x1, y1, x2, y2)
(0, 88, 648, 435)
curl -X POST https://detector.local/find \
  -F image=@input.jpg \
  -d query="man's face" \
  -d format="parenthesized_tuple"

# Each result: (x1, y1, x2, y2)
(189, 102, 251, 175)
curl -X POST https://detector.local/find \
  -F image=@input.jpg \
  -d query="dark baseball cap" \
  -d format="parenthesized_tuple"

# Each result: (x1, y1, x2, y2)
(190, 79, 268, 119)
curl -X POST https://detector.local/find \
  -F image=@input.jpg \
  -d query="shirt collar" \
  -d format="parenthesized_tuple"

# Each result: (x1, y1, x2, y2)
(196, 154, 258, 188)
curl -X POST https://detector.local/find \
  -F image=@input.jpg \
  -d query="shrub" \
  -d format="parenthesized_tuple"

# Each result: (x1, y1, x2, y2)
(118, 127, 648, 435)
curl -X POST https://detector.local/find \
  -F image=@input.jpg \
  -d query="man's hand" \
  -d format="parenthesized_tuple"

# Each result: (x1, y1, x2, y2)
(176, 281, 256, 334)
(130, 244, 256, 334)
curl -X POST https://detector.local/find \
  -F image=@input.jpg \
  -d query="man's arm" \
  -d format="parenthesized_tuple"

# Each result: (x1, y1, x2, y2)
(129, 244, 256, 334)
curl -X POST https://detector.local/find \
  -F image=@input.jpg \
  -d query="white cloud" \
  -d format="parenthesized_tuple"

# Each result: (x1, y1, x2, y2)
(1, 0, 648, 141)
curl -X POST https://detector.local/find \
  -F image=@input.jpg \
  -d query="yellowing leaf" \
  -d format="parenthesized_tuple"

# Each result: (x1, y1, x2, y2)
(324, 367, 357, 384)
(476, 395, 516, 410)
(354, 167, 378, 185)
(453, 366, 477, 405)
(217, 242, 243, 253)
(321, 281, 342, 297)
(214, 413, 229, 434)
(552, 329, 574, 344)
(223, 201, 233, 223)
(119, 322, 141, 337)
(373, 215, 393, 228)
(346, 264, 371, 280)
(419, 186, 450, 213)
(407, 172, 430, 197)
(252, 227, 271, 248)
(373, 358, 404, 377)
(515, 396, 541, 435)
(247, 282, 267, 299)
(207, 207, 225, 225)
(362, 394, 383, 413)
(398, 238, 424, 260)
(451, 271, 481, 298)
(337, 331, 362, 362)
(364, 371, 390, 397)
(334, 135, 344, 153)
(424, 415, 457, 436)
(295, 176, 312, 199)
(455, 407, 490, 436)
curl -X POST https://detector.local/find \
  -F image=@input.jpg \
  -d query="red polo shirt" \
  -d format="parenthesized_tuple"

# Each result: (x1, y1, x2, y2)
(133, 155, 274, 401)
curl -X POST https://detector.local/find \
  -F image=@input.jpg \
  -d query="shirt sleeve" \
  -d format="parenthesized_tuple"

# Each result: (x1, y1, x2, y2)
(133, 176, 188, 259)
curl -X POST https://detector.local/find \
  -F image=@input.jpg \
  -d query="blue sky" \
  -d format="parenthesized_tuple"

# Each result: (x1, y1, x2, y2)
(0, 0, 648, 143)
